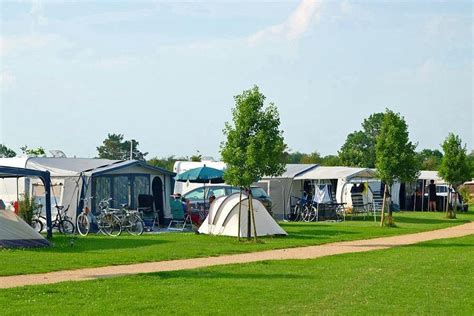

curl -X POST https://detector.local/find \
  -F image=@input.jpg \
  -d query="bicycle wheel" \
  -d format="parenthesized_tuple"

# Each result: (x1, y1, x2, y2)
(76, 213, 90, 236)
(127, 214, 144, 236)
(304, 206, 317, 222)
(31, 219, 43, 233)
(291, 205, 301, 221)
(59, 219, 75, 234)
(103, 214, 122, 237)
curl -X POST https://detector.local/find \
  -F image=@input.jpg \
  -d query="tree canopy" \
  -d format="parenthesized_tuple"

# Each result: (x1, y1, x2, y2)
(20, 146, 46, 157)
(0, 144, 16, 158)
(339, 112, 385, 168)
(221, 85, 286, 187)
(375, 109, 419, 225)
(97, 134, 148, 160)
(438, 133, 470, 189)
(417, 149, 443, 171)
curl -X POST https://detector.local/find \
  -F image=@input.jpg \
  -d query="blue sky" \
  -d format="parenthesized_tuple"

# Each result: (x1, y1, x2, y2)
(0, 0, 472, 159)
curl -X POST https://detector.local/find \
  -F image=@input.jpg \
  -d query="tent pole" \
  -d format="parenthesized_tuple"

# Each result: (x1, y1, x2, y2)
(413, 182, 416, 212)
(16, 177, 19, 205)
(421, 180, 425, 212)
(237, 189, 242, 240)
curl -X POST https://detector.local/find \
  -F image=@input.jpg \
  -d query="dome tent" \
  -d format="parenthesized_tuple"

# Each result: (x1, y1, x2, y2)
(199, 193, 287, 237)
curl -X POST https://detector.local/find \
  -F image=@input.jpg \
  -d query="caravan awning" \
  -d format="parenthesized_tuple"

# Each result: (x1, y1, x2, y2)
(294, 166, 377, 181)
(418, 170, 443, 182)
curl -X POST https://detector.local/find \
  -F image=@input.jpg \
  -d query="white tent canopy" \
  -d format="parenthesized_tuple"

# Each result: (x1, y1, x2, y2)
(0, 210, 49, 248)
(418, 170, 444, 183)
(294, 167, 376, 181)
(198, 194, 287, 237)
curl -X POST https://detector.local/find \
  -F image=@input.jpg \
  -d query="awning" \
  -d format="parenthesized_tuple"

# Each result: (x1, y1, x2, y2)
(294, 166, 377, 181)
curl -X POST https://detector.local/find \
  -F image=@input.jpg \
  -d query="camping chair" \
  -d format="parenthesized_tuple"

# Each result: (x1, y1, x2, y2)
(350, 194, 370, 220)
(371, 191, 384, 222)
(138, 194, 158, 231)
(168, 198, 193, 231)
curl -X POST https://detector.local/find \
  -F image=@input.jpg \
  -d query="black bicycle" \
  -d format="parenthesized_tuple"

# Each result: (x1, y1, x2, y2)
(39, 205, 75, 234)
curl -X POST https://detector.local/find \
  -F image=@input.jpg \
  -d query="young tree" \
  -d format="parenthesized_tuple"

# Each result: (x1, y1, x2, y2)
(339, 112, 385, 168)
(0, 144, 16, 157)
(97, 133, 148, 160)
(375, 109, 419, 226)
(438, 133, 470, 219)
(221, 85, 286, 240)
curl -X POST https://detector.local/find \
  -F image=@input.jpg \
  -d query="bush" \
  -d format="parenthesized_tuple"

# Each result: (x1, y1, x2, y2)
(458, 185, 473, 205)
(18, 195, 39, 225)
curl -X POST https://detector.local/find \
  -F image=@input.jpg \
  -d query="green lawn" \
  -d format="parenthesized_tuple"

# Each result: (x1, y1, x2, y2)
(1, 234, 473, 315)
(0, 211, 472, 276)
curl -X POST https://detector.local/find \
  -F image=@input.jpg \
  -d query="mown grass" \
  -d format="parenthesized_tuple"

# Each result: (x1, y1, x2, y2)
(0, 211, 472, 276)
(1, 234, 473, 315)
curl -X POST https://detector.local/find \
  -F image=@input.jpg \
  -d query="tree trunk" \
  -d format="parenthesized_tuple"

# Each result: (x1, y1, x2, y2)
(380, 185, 387, 227)
(247, 188, 251, 240)
(387, 186, 394, 226)
(249, 192, 258, 242)
(238, 189, 242, 241)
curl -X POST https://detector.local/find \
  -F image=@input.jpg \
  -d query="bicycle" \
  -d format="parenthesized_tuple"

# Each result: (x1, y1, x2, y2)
(76, 197, 94, 236)
(114, 204, 144, 236)
(31, 205, 44, 233)
(39, 205, 75, 234)
(96, 198, 122, 237)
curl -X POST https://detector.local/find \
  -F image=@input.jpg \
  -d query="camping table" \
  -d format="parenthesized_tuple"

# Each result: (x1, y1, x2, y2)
(315, 203, 346, 221)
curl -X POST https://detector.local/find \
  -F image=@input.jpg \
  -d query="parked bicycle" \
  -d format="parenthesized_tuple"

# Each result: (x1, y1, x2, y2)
(114, 204, 144, 236)
(37, 205, 74, 234)
(31, 204, 44, 233)
(76, 197, 94, 236)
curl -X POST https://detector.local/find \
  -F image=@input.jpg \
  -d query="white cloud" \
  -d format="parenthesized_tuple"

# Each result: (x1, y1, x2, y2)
(248, 0, 323, 45)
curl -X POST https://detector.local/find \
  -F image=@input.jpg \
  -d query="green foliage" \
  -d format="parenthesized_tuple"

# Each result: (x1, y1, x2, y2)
(20, 145, 45, 157)
(283, 151, 341, 166)
(221, 86, 286, 187)
(466, 151, 474, 179)
(190, 153, 202, 162)
(147, 156, 181, 171)
(339, 112, 385, 168)
(18, 195, 39, 225)
(375, 109, 419, 186)
(417, 149, 443, 170)
(97, 133, 148, 160)
(438, 133, 470, 188)
(0, 144, 16, 157)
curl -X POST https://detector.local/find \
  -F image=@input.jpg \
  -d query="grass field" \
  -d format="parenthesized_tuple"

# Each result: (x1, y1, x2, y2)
(1, 211, 472, 276)
(1, 234, 473, 315)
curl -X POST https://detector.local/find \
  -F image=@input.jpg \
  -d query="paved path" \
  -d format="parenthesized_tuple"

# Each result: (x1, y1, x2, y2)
(1, 222, 473, 289)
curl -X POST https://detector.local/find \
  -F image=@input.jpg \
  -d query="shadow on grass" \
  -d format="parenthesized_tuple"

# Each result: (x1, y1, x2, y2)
(35, 235, 171, 253)
(395, 216, 467, 225)
(149, 270, 312, 281)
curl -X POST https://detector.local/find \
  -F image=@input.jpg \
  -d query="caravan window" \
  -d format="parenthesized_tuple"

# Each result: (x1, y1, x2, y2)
(112, 176, 130, 208)
(132, 175, 150, 207)
(93, 177, 111, 212)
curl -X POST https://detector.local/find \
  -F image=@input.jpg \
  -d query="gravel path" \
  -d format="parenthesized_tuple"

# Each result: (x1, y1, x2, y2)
(1, 222, 473, 289)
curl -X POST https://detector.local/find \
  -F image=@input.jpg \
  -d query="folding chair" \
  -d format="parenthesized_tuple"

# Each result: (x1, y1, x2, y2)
(351, 194, 370, 220)
(138, 194, 158, 231)
(371, 192, 384, 222)
(168, 198, 193, 231)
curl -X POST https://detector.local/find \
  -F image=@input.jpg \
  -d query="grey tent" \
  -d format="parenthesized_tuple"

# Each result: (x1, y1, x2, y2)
(0, 165, 51, 246)
(0, 209, 49, 248)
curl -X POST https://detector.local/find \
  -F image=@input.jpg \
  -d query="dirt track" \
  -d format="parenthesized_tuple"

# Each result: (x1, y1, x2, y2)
(1, 222, 473, 289)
